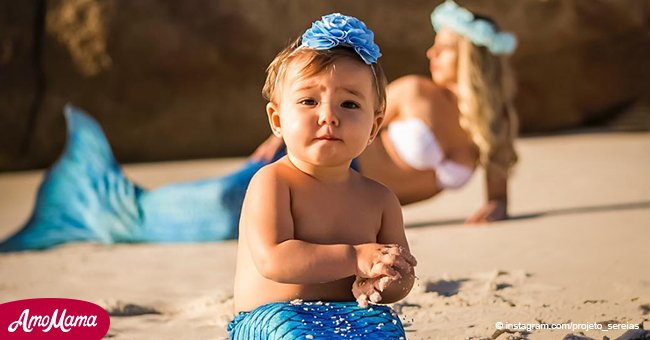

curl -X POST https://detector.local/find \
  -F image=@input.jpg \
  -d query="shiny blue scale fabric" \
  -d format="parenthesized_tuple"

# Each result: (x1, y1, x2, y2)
(0, 105, 271, 251)
(228, 301, 406, 339)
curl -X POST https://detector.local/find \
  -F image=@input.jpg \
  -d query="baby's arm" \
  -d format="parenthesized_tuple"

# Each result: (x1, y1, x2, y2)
(370, 189, 417, 304)
(243, 167, 398, 284)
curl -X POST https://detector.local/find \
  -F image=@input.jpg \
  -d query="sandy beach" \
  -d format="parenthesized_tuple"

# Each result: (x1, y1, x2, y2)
(1, 131, 648, 339)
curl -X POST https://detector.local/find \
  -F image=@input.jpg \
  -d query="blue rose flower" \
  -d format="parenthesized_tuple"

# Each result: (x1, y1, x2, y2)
(323, 14, 349, 29)
(300, 13, 382, 64)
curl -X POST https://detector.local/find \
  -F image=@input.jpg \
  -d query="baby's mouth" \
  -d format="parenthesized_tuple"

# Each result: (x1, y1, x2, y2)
(315, 135, 342, 142)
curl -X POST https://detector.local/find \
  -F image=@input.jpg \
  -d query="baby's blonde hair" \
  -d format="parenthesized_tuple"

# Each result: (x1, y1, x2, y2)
(262, 37, 388, 115)
(456, 35, 519, 173)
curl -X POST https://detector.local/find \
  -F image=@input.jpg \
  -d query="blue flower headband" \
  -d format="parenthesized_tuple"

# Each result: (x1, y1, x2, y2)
(431, 1, 517, 55)
(300, 13, 382, 64)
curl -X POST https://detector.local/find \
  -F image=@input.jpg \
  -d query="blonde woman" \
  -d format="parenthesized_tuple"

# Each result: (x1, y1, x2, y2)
(254, 0, 519, 223)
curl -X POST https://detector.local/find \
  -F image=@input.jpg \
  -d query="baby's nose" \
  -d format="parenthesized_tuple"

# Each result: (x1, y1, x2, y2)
(318, 105, 340, 126)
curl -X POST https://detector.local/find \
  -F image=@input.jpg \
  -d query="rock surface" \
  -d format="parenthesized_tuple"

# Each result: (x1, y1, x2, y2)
(1, 0, 648, 170)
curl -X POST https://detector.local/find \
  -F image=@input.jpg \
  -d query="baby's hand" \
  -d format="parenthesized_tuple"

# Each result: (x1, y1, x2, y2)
(353, 243, 417, 280)
(352, 276, 396, 308)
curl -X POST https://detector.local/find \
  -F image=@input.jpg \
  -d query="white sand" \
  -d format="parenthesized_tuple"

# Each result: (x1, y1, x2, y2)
(1, 132, 649, 339)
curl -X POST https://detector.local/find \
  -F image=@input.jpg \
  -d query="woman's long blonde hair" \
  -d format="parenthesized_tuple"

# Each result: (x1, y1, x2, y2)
(455, 34, 519, 173)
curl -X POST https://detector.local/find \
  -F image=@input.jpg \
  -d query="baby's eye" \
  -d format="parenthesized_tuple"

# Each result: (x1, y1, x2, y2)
(341, 101, 360, 109)
(298, 99, 317, 106)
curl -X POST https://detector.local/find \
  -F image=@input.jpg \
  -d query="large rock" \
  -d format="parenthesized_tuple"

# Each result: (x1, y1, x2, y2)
(1, 0, 648, 170)
(0, 0, 42, 170)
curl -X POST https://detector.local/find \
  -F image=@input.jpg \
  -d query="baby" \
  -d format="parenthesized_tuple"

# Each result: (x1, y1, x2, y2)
(231, 13, 417, 339)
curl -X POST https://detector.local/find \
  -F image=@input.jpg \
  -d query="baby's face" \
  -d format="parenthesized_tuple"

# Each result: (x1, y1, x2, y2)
(271, 57, 382, 167)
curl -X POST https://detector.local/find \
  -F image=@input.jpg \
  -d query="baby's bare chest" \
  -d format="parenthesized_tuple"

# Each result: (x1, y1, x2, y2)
(289, 187, 382, 244)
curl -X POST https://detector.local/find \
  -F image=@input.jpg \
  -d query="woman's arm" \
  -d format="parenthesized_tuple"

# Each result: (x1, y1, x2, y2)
(250, 134, 284, 162)
(465, 163, 509, 224)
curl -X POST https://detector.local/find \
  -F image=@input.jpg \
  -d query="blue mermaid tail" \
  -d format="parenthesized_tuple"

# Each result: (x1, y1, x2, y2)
(0, 105, 270, 252)
(227, 301, 406, 339)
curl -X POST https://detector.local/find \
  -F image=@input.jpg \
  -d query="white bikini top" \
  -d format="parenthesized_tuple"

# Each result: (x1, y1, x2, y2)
(386, 118, 474, 189)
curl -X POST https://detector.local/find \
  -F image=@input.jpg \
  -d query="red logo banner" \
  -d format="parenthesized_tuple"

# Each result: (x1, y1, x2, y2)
(0, 298, 110, 339)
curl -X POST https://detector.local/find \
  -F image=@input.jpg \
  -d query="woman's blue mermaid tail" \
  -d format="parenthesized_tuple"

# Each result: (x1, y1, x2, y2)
(0, 105, 267, 252)
(228, 301, 406, 339)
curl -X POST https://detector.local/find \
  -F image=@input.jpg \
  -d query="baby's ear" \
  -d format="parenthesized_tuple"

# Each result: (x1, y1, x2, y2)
(369, 114, 384, 144)
(266, 102, 282, 137)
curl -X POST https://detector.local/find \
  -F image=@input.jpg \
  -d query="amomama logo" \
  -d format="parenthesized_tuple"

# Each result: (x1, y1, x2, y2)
(0, 298, 110, 339)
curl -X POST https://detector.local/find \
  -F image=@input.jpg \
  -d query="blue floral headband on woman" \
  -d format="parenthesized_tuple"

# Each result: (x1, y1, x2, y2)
(431, 0, 517, 55)
(300, 13, 382, 64)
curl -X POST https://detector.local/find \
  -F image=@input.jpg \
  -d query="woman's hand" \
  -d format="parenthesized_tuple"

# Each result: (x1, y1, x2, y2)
(250, 134, 284, 162)
(465, 198, 508, 224)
